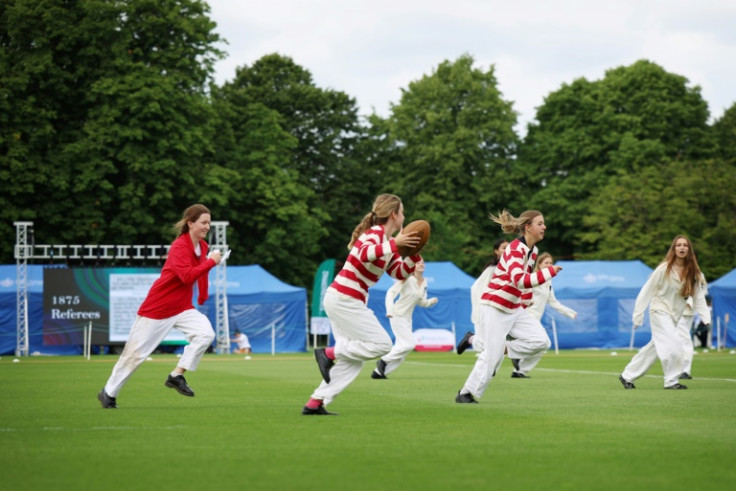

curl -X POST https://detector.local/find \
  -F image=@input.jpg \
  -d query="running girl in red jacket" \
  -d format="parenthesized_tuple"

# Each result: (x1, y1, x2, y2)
(98, 204, 222, 408)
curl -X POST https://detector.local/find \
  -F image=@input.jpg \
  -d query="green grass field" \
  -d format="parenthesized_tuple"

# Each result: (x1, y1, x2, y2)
(1, 349, 735, 490)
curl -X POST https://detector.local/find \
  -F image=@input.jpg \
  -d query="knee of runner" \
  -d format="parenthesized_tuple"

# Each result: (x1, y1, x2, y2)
(533, 338, 551, 351)
(377, 340, 393, 355)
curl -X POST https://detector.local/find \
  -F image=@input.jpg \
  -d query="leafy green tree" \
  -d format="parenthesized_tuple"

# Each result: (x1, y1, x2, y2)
(220, 54, 369, 262)
(0, 0, 223, 261)
(712, 102, 736, 161)
(520, 60, 715, 259)
(208, 84, 328, 285)
(579, 158, 736, 280)
(375, 54, 519, 273)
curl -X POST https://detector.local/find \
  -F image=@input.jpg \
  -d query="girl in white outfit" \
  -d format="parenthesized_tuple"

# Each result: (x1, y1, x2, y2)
(457, 238, 509, 354)
(509, 252, 577, 378)
(619, 235, 710, 390)
(301, 194, 422, 415)
(456, 210, 561, 404)
(372, 259, 438, 379)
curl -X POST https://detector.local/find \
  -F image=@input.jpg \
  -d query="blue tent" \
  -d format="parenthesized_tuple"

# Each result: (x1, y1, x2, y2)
(216, 264, 307, 353)
(0, 264, 307, 355)
(545, 260, 654, 349)
(367, 261, 475, 345)
(709, 268, 736, 348)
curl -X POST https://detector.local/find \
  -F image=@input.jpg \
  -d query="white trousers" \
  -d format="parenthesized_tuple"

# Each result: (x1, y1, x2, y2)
(382, 316, 416, 374)
(461, 305, 550, 399)
(621, 311, 684, 387)
(311, 291, 393, 405)
(104, 309, 215, 397)
(677, 315, 694, 375)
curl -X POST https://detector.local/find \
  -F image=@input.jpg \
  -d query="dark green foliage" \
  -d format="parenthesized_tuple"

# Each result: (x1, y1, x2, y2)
(2, 2, 735, 287)
(374, 54, 520, 273)
(521, 60, 716, 261)
(0, 0, 224, 255)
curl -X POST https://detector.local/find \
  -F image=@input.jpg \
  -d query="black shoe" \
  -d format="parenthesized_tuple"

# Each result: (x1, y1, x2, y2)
(165, 374, 195, 397)
(455, 391, 478, 404)
(618, 374, 636, 389)
(301, 405, 338, 415)
(375, 358, 388, 376)
(97, 389, 117, 409)
(510, 358, 520, 371)
(511, 371, 529, 378)
(665, 383, 688, 390)
(679, 372, 693, 380)
(371, 370, 388, 379)
(457, 331, 473, 354)
(314, 348, 334, 384)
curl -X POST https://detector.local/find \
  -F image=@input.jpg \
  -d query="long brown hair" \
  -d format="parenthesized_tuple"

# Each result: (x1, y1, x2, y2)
(662, 235, 703, 297)
(174, 204, 211, 236)
(348, 194, 402, 249)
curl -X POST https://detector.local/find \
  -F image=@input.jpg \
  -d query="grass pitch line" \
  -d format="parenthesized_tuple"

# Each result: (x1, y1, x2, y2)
(0, 425, 186, 433)
(405, 361, 736, 382)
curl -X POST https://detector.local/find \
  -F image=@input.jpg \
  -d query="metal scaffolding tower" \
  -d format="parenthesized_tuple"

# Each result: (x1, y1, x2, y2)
(13, 221, 230, 356)
(14, 222, 32, 357)
(209, 221, 230, 354)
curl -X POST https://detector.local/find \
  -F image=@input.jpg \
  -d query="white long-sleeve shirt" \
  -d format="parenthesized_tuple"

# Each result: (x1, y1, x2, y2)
(526, 282, 576, 321)
(385, 275, 437, 319)
(633, 263, 710, 326)
(471, 266, 495, 325)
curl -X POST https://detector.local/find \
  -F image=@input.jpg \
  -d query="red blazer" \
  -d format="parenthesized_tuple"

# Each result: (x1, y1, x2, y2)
(137, 233, 216, 319)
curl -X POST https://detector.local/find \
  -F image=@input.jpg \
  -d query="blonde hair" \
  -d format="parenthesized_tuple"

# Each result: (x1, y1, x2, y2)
(663, 235, 704, 298)
(348, 194, 402, 249)
(534, 252, 553, 272)
(174, 204, 211, 236)
(489, 209, 542, 235)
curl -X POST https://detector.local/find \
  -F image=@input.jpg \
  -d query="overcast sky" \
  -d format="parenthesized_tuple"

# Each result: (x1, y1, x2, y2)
(205, 0, 735, 134)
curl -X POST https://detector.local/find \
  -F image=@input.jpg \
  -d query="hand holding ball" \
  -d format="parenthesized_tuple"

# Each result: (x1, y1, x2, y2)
(397, 220, 431, 257)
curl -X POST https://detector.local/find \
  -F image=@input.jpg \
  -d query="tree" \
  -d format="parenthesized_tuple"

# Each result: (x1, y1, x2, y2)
(208, 84, 328, 285)
(712, 102, 736, 161)
(375, 54, 519, 273)
(0, 0, 223, 260)
(520, 60, 715, 259)
(220, 54, 370, 262)
(579, 158, 736, 280)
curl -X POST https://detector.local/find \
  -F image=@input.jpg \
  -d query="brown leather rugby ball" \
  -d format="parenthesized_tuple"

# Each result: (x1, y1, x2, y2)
(397, 220, 430, 257)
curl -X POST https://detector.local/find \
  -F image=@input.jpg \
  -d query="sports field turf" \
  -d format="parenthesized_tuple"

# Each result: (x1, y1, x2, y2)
(1, 349, 734, 490)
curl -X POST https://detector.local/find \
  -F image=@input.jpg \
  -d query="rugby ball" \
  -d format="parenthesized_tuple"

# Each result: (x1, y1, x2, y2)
(398, 220, 430, 257)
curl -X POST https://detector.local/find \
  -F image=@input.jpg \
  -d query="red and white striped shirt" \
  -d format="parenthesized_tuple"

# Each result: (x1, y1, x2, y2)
(480, 238, 557, 313)
(329, 225, 418, 303)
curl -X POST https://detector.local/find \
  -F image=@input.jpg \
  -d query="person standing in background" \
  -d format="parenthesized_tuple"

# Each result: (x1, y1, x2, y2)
(371, 259, 438, 379)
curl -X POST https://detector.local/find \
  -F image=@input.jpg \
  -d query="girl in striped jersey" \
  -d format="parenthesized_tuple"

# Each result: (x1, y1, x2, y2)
(456, 210, 561, 403)
(302, 194, 422, 415)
